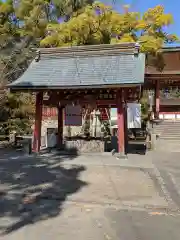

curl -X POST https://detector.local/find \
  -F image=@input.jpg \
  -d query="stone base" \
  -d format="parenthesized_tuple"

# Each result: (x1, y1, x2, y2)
(64, 139, 105, 153)
(115, 152, 128, 159)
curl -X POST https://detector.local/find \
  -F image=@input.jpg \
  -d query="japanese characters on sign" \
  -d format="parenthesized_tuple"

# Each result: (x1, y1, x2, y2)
(98, 93, 116, 100)
(96, 87, 140, 100)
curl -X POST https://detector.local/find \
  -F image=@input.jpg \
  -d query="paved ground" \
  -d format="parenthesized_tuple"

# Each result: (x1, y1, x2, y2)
(152, 151, 180, 209)
(1, 149, 180, 239)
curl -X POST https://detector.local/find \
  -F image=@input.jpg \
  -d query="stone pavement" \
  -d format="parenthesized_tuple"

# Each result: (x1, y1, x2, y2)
(151, 151, 180, 209)
(2, 204, 180, 240)
(155, 139, 180, 152)
(0, 149, 180, 239)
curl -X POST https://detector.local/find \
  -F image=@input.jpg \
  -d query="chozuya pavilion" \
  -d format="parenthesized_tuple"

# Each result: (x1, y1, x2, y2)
(8, 43, 145, 155)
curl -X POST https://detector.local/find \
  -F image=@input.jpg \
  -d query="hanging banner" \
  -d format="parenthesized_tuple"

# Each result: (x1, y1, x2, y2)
(127, 103, 141, 129)
(65, 105, 82, 126)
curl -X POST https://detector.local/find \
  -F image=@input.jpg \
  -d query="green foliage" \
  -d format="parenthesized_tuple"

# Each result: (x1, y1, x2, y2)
(0, 0, 40, 135)
(41, 3, 178, 53)
(0, 1, 178, 135)
(140, 91, 149, 121)
(40, 2, 178, 126)
(0, 0, 93, 136)
(0, 1, 16, 49)
(0, 91, 34, 135)
(52, 0, 94, 19)
(16, 0, 48, 38)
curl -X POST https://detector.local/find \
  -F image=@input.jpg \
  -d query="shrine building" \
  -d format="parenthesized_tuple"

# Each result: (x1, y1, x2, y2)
(38, 45, 180, 121)
(145, 46, 180, 120)
(8, 43, 145, 154)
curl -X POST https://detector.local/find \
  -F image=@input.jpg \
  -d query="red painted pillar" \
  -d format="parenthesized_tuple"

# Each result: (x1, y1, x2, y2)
(116, 89, 125, 154)
(57, 106, 63, 148)
(155, 80, 160, 118)
(123, 89, 128, 154)
(32, 92, 43, 153)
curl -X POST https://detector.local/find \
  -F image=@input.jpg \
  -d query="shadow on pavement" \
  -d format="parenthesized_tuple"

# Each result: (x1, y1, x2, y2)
(0, 148, 87, 235)
(127, 141, 147, 155)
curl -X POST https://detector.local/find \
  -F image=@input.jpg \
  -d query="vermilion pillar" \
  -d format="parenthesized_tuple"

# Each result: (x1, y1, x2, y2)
(155, 80, 160, 118)
(57, 106, 63, 149)
(123, 90, 128, 155)
(116, 89, 125, 154)
(32, 92, 43, 153)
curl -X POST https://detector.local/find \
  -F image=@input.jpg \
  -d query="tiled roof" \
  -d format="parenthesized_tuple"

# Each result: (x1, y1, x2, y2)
(146, 49, 180, 75)
(8, 43, 145, 90)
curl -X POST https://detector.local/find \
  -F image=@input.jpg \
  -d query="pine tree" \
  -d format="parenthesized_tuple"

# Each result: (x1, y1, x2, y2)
(0, 0, 36, 135)
(0, 0, 95, 135)
(0, 92, 34, 135)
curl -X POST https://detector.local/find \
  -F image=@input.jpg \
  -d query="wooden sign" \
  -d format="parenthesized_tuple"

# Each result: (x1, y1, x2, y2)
(97, 93, 116, 100)
(96, 87, 140, 101)
(65, 105, 82, 126)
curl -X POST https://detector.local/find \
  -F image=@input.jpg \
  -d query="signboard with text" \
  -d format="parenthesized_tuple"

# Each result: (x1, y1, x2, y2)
(127, 103, 141, 129)
(110, 103, 141, 129)
(65, 105, 82, 126)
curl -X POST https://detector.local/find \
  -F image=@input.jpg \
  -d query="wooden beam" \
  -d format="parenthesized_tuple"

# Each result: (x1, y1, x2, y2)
(57, 106, 64, 149)
(32, 92, 43, 153)
(33, 92, 43, 152)
(155, 81, 160, 118)
(116, 89, 125, 154)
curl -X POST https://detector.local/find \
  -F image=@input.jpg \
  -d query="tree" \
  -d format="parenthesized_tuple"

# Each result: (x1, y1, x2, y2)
(0, 1, 178, 135)
(0, 0, 95, 135)
(0, 0, 37, 135)
(16, 0, 48, 39)
(41, 2, 178, 53)
(52, 0, 94, 20)
(0, 92, 34, 135)
(40, 2, 178, 133)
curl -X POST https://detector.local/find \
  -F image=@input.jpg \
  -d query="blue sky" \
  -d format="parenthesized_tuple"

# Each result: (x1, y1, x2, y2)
(103, 0, 180, 38)
(9, 0, 179, 37)
(6, 0, 180, 44)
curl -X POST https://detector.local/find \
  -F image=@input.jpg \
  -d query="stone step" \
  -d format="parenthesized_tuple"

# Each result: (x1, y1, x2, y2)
(156, 122, 180, 124)
(159, 136, 180, 140)
(160, 135, 180, 137)
(156, 139, 180, 152)
(158, 132, 180, 136)
(154, 123, 175, 124)
(154, 125, 180, 129)
(158, 124, 180, 126)
(153, 121, 180, 140)
(154, 121, 180, 147)
(157, 141, 180, 146)
(155, 125, 180, 128)
(155, 130, 180, 133)
(159, 136, 180, 138)
(157, 128, 180, 130)
(155, 123, 180, 124)
(158, 130, 180, 133)
(155, 129, 180, 132)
